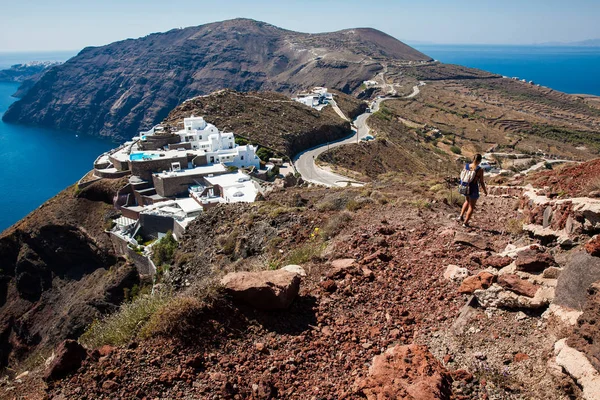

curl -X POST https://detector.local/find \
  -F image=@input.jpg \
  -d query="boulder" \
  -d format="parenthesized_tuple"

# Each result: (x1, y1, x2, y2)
(354, 344, 452, 400)
(497, 274, 540, 298)
(585, 236, 600, 257)
(281, 264, 307, 277)
(458, 271, 495, 294)
(220, 270, 300, 310)
(443, 265, 469, 282)
(328, 258, 356, 278)
(555, 250, 600, 310)
(567, 281, 600, 372)
(475, 284, 553, 309)
(43, 340, 87, 382)
(453, 232, 492, 250)
(483, 255, 513, 269)
(515, 246, 556, 272)
(555, 339, 600, 400)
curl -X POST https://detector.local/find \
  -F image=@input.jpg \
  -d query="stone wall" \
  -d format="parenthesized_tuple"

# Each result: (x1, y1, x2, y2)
(130, 156, 188, 181)
(168, 142, 192, 150)
(521, 190, 600, 237)
(108, 232, 156, 276)
(138, 135, 180, 151)
(94, 168, 131, 179)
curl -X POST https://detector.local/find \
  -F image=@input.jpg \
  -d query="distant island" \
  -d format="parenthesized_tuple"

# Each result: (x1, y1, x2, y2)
(538, 38, 600, 47)
(0, 61, 61, 83)
(0, 61, 62, 98)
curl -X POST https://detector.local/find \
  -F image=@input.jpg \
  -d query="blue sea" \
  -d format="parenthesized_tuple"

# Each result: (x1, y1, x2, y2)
(0, 51, 115, 232)
(413, 45, 600, 96)
(1, 46, 600, 232)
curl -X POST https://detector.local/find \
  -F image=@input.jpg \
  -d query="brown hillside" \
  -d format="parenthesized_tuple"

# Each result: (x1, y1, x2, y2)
(162, 90, 352, 157)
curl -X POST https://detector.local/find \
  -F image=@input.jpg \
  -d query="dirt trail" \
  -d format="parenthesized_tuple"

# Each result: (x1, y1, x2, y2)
(40, 193, 557, 399)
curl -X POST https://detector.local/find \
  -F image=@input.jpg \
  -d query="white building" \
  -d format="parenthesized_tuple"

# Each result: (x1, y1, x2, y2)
(175, 116, 260, 169)
(204, 171, 260, 203)
(293, 87, 333, 109)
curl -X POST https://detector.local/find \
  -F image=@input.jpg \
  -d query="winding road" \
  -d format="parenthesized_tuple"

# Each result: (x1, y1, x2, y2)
(293, 82, 424, 187)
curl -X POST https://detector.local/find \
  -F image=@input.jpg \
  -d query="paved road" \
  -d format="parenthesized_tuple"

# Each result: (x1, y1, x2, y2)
(293, 82, 423, 187)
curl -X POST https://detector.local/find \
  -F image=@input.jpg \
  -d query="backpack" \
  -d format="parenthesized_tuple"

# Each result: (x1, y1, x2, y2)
(458, 165, 477, 195)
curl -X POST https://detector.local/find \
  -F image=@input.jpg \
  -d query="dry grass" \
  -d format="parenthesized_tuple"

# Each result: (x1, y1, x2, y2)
(506, 218, 524, 236)
(321, 211, 353, 239)
(140, 297, 205, 341)
(79, 292, 171, 349)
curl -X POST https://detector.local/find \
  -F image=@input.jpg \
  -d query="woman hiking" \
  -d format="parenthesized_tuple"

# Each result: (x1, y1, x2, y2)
(457, 153, 488, 227)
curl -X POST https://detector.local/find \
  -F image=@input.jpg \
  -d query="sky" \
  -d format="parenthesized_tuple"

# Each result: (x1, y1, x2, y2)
(1, 0, 599, 51)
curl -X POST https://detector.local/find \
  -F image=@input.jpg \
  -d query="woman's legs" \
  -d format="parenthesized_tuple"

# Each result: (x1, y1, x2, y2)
(464, 197, 478, 224)
(459, 197, 469, 219)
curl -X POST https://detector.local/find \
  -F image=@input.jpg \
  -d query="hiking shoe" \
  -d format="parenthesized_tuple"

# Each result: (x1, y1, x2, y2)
(462, 223, 470, 228)
(456, 215, 464, 222)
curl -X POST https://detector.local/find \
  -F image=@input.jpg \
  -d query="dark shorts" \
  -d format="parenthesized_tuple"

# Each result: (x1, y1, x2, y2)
(466, 182, 479, 199)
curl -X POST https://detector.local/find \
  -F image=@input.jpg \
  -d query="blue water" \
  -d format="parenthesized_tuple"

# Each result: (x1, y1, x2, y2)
(414, 45, 600, 96)
(130, 152, 159, 161)
(0, 80, 116, 232)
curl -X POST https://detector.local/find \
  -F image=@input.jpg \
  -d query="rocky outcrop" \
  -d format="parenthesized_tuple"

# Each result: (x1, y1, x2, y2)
(355, 344, 452, 400)
(0, 178, 137, 371)
(568, 281, 600, 372)
(221, 270, 301, 310)
(3, 18, 431, 139)
(515, 246, 557, 272)
(43, 339, 87, 382)
(458, 271, 495, 294)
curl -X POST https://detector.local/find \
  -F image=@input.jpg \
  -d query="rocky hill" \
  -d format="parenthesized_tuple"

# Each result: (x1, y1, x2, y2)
(5, 160, 598, 399)
(162, 89, 359, 157)
(2, 18, 431, 139)
(0, 179, 140, 373)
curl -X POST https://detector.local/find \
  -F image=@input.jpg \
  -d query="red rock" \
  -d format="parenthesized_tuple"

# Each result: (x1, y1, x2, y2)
(354, 344, 452, 400)
(497, 274, 540, 298)
(328, 258, 356, 278)
(363, 250, 392, 263)
(320, 279, 337, 292)
(43, 340, 87, 382)
(97, 345, 115, 357)
(362, 267, 375, 280)
(483, 255, 513, 269)
(221, 269, 300, 310)
(513, 353, 529, 362)
(451, 369, 474, 382)
(453, 232, 492, 250)
(515, 248, 556, 272)
(185, 354, 203, 369)
(458, 272, 495, 294)
(255, 342, 267, 353)
(102, 379, 119, 391)
(585, 236, 600, 257)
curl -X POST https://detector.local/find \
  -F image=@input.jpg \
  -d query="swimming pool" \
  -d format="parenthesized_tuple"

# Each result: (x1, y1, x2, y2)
(130, 152, 159, 161)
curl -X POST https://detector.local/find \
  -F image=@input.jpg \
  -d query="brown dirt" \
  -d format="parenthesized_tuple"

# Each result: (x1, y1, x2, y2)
(21, 184, 564, 399)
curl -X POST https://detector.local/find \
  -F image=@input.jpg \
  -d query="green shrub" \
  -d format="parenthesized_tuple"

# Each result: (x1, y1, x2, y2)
(256, 147, 274, 162)
(450, 145, 462, 155)
(152, 231, 177, 266)
(79, 293, 171, 348)
(286, 242, 325, 265)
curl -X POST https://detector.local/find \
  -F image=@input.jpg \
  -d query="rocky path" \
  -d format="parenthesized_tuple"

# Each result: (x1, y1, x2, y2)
(43, 195, 542, 399)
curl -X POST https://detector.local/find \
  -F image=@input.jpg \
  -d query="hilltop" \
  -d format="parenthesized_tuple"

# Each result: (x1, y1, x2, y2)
(162, 89, 364, 157)
(2, 18, 431, 139)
